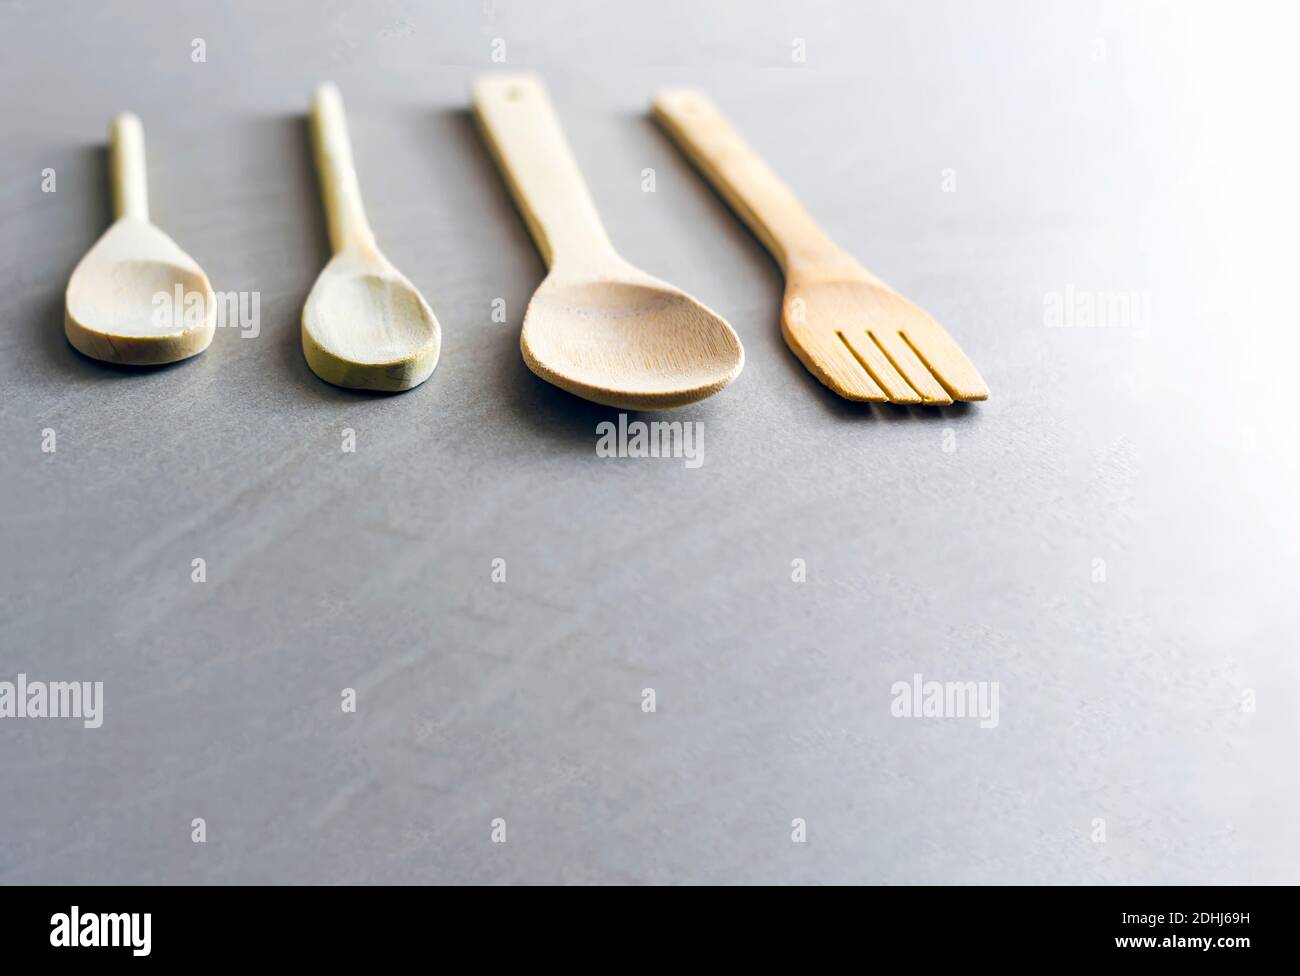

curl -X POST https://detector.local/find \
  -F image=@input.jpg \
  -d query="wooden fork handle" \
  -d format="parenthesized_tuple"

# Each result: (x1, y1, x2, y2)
(110, 113, 148, 222)
(310, 83, 377, 253)
(472, 74, 613, 269)
(653, 89, 849, 276)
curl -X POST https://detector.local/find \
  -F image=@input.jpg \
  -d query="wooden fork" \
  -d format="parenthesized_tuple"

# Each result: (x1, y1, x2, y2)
(654, 90, 988, 405)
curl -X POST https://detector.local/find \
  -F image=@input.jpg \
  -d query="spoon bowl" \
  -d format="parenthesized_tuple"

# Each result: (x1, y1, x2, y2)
(522, 271, 743, 409)
(302, 250, 440, 392)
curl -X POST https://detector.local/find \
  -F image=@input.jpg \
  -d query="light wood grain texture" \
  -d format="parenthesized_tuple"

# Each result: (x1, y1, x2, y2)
(653, 89, 988, 405)
(472, 74, 743, 410)
(64, 113, 216, 365)
(301, 83, 441, 392)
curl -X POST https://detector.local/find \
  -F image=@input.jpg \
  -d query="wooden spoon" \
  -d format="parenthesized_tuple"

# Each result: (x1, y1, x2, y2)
(472, 74, 743, 410)
(302, 84, 441, 392)
(65, 113, 216, 365)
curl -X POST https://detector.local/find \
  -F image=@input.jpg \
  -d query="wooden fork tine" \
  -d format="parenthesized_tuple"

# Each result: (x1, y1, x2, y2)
(868, 329, 953, 405)
(836, 329, 923, 404)
(901, 326, 990, 402)
(793, 329, 889, 402)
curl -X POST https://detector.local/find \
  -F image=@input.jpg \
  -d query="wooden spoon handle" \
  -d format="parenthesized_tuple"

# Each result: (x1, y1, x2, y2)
(310, 84, 376, 253)
(653, 89, 846, 276)
(110, 113, 148, 221)
(472, 74, 612, 269)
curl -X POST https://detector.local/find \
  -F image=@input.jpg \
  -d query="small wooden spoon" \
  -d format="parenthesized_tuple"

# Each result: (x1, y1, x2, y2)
(65, 113, 216, 365)
(472, 74, 743, 410)
(301, 84, 441, 392)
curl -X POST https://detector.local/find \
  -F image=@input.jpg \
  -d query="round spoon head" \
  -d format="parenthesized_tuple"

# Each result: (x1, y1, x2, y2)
(65, 218, 216, 365)
(520, 274, 744, 410)
(301, 251, 442, 392)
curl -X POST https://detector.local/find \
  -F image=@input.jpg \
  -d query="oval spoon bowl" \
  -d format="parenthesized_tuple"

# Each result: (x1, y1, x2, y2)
(65, 218, 216, 366)
(521, 275, 742, 409)
(302, 254, 441, 392)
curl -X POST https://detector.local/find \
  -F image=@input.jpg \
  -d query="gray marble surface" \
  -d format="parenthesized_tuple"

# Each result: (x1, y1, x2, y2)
(1, 0, 1297, 884)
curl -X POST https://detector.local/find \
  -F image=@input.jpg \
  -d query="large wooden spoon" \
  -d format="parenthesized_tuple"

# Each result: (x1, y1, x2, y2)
(301, 84, 441, 392)
(65, 114, 216, 365)
(472, 74, 743, 410)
